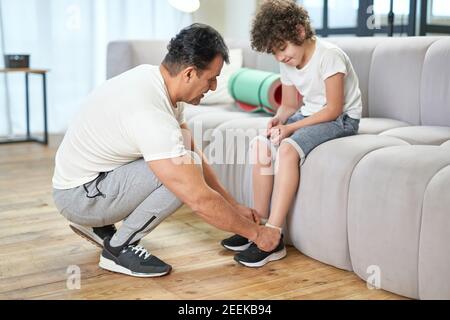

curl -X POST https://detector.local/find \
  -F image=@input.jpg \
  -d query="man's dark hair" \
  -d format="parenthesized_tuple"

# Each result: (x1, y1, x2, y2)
(162, 23, 229, 76)
(251, 0, 315, 54)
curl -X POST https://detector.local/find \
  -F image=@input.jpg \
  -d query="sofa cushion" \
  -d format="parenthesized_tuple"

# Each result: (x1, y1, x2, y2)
(420, 38, 450, 126)
(187, 111, 262, 151)
(358, 117, 410, 134)
(204, 117, 270, 206)
(441, 140, 450, 148)
(380, 126, 450, 145)
(419, 165, 450, 299)
(288, 134, 408, 271)
(369, 37, 438, 125)
(348, 145, 450, 299)
(328, 37, 385, 118)
(184, 103, 238, 122)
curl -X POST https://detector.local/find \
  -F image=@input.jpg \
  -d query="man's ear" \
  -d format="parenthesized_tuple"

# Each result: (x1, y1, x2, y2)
(182, 66, 196, 83)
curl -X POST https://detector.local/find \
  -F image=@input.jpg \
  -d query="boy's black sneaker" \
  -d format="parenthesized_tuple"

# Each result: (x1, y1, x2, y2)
(221, 234, 252, 252)
(69, 223, 117, 248)
(99, 237, 171, 277)
(234, 235, 286, 268)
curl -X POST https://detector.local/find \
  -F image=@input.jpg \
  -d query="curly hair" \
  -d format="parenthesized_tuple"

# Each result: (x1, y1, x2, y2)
(163, 23, 229, 76)
(251, 0, 315, 54)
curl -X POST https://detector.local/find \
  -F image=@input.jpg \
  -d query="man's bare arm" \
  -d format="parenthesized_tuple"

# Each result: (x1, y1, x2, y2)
(147, 154, 278, 250)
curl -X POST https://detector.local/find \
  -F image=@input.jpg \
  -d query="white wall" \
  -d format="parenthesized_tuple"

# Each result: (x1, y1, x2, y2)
(193, 0, 257, 41)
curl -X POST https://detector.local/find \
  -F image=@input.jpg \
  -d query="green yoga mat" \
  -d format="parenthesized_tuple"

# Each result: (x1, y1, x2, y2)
(228, 68, 282, 114)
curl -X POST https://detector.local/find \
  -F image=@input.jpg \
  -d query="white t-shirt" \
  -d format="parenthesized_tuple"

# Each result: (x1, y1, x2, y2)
(53, 64, 187, 190)
(280, 38, 362, 119)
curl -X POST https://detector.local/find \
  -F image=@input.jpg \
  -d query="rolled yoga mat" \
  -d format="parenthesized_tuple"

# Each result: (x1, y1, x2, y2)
(228, 68, 282, 115)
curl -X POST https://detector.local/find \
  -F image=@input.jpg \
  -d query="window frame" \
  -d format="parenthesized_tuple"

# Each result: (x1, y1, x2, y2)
(300, 0, 417, 37)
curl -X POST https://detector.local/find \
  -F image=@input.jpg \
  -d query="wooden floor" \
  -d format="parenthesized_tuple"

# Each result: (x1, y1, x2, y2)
(0, 136, 405, 300)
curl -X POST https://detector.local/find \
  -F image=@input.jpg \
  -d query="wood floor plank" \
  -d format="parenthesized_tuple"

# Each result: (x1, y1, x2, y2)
(0, 136, 405, 300)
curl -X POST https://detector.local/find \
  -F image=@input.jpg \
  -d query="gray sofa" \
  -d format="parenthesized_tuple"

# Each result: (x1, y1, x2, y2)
(107, 37, 450, 299)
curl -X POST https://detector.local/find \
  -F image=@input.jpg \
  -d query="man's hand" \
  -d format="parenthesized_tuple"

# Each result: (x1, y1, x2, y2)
(234, 203, 261, 225)
(269, 124, 293, 146)
(253, 225, 281, 252)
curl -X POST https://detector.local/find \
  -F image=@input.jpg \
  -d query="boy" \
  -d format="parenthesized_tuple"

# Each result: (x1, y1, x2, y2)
(221, 0, 362, 267)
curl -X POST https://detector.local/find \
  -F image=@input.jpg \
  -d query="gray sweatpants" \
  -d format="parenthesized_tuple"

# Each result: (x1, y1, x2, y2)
(53, 158, 183, 247)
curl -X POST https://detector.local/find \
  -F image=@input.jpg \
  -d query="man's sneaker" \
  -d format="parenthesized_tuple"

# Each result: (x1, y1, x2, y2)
(69, 223, 117, 248)
(99, 237, 171, 277)
(234, 235, 286, 268)
(221, 234, 252, 252)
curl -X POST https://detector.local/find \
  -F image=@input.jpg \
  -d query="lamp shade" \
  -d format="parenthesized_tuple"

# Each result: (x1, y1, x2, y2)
(168, 0, 200, 13)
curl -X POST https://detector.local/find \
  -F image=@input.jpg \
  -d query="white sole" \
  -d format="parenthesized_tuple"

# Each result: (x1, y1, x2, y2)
(237, 247, 287, 268)
(99, 255, 170, 278)
(222, 242, 252, 252)
(70, 223, 103, 247)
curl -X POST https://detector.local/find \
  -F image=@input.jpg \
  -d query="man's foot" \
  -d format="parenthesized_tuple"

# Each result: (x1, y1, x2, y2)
(99, 237, 171, 277)
(69, 223, 117, 248)
(221, 234, 252, 252)
(234, 235, 286, 268)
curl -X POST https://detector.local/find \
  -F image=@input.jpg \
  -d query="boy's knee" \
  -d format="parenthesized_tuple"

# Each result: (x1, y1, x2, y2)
(278, 141, 300, 161)
(250, 136, 274, 165)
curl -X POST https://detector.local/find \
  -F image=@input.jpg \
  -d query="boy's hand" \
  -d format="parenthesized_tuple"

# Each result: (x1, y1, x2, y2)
(269, 124, 293, 145)
(266, 116, 281, 137)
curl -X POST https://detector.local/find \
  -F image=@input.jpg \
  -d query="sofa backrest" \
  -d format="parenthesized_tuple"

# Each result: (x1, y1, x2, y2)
(106, 39, 279, 78)
(107, 36, 450, 126)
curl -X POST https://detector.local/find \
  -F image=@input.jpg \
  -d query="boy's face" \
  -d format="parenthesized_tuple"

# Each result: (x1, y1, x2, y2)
(273, 41, 306, 68)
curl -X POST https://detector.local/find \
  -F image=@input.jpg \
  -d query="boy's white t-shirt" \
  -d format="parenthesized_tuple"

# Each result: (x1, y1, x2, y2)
(52, 64, 187, 190)
(280, 38, 362, 119)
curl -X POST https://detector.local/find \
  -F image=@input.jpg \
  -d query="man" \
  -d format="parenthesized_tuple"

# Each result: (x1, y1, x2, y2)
(52, 23, 280, 278)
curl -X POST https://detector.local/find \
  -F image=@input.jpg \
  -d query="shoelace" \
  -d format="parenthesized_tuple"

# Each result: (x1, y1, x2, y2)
(129, 245, 151, 259)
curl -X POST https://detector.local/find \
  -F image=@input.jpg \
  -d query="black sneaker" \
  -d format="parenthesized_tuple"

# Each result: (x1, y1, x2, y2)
(99, 237, 171, 277)
(234, 235, 286, 268)
(221, 234, 252, 252)
(69, 223, 117, 248)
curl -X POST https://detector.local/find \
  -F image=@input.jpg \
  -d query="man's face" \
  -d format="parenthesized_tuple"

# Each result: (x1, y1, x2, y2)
(184, 54, 224, 105)
(273, 41, 306, 68)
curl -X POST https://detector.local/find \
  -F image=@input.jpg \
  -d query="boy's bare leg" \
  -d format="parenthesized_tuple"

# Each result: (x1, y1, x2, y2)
(268, 142, 301, 228)
(251, 139, 275, 220)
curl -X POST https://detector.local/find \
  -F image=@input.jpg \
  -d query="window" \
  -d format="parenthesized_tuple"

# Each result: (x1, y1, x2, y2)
(420, 0, 450, 34)
(428, 0, 450, 26)
(373, 0, 411, 27)
(328, 0, 359, 28)
(297, 0, 323, 29)
(297, 0, 416, 37)
(432, 0, 450, 17)
(0, 0, 192, 136)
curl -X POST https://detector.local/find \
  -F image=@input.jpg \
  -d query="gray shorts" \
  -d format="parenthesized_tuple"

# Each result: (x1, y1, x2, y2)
(283, 112, 360, 165)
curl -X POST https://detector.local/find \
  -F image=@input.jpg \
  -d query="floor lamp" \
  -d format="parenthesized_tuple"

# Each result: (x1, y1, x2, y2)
(168, 0, 200, 30)
(0, 0, 12, 137)
(388, 0, 395, 36)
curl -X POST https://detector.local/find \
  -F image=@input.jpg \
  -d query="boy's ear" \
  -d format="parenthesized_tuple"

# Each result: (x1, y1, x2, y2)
(297, 25, 306, 40)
